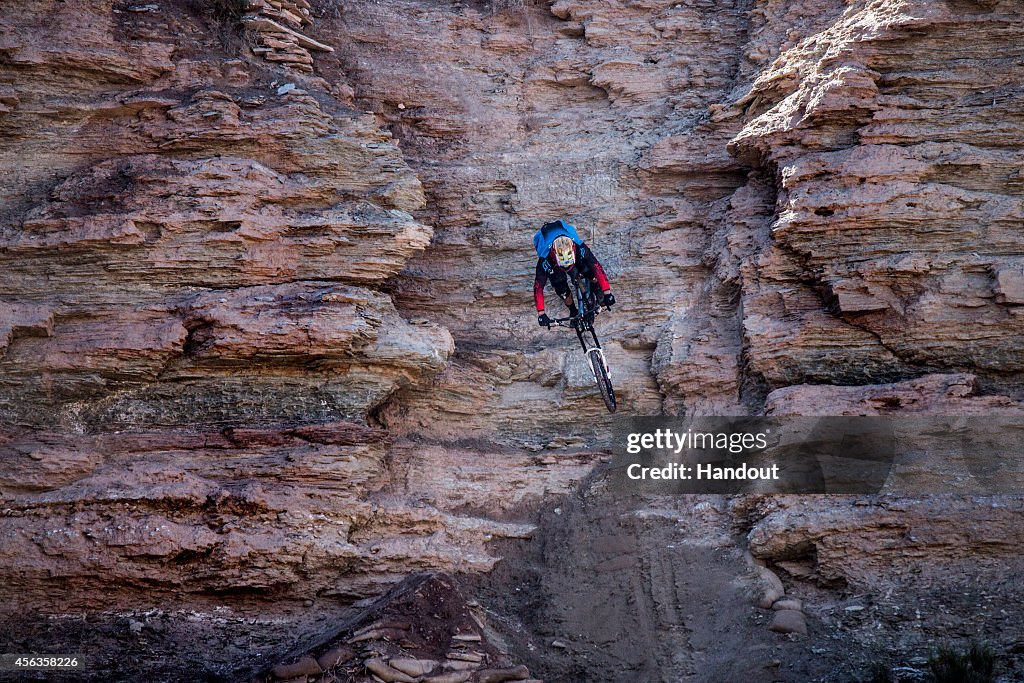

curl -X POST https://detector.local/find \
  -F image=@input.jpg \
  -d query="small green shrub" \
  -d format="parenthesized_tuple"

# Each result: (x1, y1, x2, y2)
(866, 662, 893, 683)
(191, 0, 247, 24)
(927, 643, 995, 683)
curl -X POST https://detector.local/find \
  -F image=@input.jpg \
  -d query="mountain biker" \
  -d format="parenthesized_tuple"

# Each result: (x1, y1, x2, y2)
(533, 219, 615, 327)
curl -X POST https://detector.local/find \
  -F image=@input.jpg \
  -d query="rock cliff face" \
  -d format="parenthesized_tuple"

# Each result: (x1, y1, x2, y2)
(2, 0, 1023, 681)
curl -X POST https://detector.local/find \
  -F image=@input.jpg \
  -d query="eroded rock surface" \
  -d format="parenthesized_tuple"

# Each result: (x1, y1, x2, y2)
(1, 2, 467, 678)
(2, 0, 1024, 681)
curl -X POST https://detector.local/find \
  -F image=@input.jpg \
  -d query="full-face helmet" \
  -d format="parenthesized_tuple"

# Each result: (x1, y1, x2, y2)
(552, 236, 577, 269)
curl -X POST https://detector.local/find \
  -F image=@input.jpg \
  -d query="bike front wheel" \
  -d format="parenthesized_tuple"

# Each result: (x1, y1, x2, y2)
(589, 348, 617, 413)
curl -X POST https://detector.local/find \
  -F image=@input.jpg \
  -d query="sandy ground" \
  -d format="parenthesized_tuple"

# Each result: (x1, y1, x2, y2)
(469, 469, 1024, 683)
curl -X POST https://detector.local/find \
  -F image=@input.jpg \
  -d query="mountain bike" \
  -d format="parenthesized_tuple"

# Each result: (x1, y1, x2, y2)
(545, 269, 617, 413)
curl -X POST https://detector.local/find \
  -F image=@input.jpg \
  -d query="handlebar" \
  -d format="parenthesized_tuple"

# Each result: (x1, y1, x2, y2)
(544, 306, 611, 328)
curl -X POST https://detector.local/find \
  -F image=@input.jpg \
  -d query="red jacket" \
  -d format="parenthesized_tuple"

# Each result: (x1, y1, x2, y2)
(533, 243, 610, 312)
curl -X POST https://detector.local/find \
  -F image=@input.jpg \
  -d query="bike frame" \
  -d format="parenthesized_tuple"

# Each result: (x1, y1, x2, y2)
(544, 267, 617, 413)
(550, 270, 611, 378)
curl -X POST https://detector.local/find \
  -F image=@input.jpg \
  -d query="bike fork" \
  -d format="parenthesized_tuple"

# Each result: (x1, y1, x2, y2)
(577, 329, 610, 379)
(587, 347, 611, 378)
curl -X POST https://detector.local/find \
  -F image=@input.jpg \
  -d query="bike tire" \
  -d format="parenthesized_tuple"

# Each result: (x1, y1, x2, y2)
(589, 349, 617, 413)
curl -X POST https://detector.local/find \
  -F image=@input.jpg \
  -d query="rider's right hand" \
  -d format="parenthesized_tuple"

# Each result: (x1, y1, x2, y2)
(538, 313, 551, 327)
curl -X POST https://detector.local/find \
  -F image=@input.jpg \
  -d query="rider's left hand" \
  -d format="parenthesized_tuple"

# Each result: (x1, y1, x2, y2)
(603, 292, 615, 309)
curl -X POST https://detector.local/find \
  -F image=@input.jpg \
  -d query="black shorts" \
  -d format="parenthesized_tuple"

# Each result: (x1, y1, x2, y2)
(551, 272, 596, 301)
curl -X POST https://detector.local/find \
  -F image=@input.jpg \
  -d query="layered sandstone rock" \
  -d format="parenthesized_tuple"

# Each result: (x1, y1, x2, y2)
(729, 0, 1024, 387)
(242, 0, 333, 74)
(3, 0, 1024, 681)
(0, 0, 469, 665)
(258, 574, 537, 683)
(330, 0, 757, 430)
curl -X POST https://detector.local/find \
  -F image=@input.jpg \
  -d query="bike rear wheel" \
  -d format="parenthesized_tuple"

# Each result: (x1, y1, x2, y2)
(589, 349, 617, 413)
